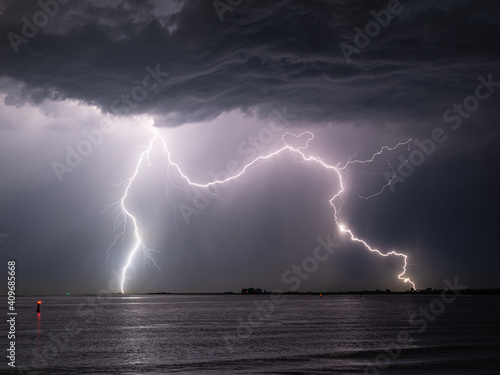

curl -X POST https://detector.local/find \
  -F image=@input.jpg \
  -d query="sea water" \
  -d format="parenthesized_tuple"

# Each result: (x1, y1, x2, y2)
(3, 294, 499, 374)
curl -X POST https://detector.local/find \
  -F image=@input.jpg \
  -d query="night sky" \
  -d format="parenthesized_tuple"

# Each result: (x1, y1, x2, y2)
(0, 0, 499, 294)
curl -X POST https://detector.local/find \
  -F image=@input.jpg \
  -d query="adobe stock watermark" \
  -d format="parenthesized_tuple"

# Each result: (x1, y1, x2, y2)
(7, 0, 69, 54)
(0, 233, 8, 243)
(339, 0, 406, 63)
(178, 106, 295, 224)
(384, 74, 499, 192)
(213, 0, 243, 22)
(281, 234, 340, 291)
(364, 277, 467, 375)
(222, 232, 339, 353)
(15, 270, 127, 374)
(51, 64, 169, 183)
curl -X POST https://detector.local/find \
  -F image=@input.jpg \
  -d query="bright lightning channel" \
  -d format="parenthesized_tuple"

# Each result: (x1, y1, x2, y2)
(112, 127, 416, 293)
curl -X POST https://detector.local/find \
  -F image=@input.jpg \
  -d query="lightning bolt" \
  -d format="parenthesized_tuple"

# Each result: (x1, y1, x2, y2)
(103, 133, 163, 293)
(109, 126, 417, 293)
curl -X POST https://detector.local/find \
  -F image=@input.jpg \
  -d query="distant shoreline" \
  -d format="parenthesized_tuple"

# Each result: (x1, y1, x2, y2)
(147, 288, 500, 296)
(6, 288, 500, 297)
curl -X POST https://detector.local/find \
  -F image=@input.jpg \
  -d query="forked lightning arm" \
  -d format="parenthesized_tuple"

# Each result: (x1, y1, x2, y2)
(111, 128, 416, 293)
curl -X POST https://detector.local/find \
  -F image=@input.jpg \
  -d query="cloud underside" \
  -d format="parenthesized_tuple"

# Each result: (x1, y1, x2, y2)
(0, 0, 499, 130)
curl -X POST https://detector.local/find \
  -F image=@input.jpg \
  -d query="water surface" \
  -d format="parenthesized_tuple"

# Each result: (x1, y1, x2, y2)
(4, 294, 499, 374)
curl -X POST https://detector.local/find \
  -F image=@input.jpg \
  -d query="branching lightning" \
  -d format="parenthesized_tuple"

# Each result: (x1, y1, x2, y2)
(108, 126, 417, 293)
(102, 134, 163, 293)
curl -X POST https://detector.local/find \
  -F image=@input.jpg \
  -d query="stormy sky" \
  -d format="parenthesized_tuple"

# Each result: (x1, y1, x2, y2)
(0, 0, 499, 294)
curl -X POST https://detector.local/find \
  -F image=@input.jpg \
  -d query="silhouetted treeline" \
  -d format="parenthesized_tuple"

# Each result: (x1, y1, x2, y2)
(146, 288, 500, 295)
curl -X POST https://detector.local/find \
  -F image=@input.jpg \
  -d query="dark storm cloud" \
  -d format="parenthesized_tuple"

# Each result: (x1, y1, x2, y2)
(1, 0, 499, 129)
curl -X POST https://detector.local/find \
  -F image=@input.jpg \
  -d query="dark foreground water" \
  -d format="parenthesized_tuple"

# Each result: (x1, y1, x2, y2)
(2, 294, 499, 374)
